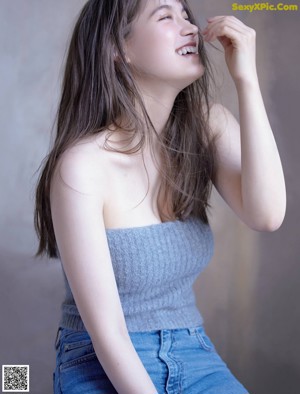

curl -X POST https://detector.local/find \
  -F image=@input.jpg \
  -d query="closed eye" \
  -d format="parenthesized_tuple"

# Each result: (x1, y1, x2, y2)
(159, 15, 191, 22)
(158, 15, 172, 21)
(158, 12, 192, 22)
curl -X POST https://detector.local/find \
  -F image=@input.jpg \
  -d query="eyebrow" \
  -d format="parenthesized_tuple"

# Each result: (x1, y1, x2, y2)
(148, 4, 187, 19)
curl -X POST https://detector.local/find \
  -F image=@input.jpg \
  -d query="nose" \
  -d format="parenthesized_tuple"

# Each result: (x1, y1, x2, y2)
(180, 19, 199, 37)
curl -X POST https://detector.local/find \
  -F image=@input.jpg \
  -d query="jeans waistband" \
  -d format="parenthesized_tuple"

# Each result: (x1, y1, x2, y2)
(54, 324, 204, 350)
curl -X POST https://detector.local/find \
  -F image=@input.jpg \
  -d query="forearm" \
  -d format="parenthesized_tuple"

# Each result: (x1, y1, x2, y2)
(92, 332, 158, 394)
(235, 77, 286, 230)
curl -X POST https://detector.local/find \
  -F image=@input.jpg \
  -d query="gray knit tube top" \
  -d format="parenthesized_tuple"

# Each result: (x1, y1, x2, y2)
(59, 215, 214, 332)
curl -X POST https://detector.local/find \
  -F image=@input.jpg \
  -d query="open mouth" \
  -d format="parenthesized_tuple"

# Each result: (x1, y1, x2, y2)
(176, 46, 199, 56)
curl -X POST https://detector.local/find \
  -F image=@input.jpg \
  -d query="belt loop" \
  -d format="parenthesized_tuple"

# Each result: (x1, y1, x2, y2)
(55, 327, 62, 350)
(187, 327, 196, 335)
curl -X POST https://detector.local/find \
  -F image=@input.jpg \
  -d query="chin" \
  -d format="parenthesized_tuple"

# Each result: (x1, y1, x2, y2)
(194, 63, 205, 79)
(179, 67, 205, 89)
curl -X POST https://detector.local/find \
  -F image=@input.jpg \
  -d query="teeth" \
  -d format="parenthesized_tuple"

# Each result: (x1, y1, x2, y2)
(177, 46, 198, 56)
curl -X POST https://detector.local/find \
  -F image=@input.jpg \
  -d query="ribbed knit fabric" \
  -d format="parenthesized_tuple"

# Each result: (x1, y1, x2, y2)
(59, 215, 214, 333)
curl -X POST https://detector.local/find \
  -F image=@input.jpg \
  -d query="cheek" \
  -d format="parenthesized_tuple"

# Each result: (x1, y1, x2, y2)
(131, 35, 152, 58)
(132, 52, 174, 77)
(126, 28, 175, 72)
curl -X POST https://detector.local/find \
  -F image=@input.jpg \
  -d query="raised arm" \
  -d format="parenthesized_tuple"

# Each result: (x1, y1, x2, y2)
(203, 16, 286, 231)
(50, 146, 158, 394)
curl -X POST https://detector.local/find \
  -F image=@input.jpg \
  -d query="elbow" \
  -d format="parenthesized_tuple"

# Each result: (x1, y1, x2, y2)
(241, 194, 286, 232)
(251, 219, 283, 232)
(247, 210, 286, 232)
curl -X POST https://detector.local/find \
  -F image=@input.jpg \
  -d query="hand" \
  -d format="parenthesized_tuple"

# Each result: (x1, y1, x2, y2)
(202, 16, 257, 85)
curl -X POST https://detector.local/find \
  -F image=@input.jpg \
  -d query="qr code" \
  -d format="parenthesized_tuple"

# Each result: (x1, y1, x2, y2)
(2, 365, 29, 392)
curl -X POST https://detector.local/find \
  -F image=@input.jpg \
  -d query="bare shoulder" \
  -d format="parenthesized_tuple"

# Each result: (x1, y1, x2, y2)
(206, 102, 235, 137)
(52, 134, 109, 199)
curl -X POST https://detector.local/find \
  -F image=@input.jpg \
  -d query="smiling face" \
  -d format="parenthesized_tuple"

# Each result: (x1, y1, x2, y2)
(124, 0, 205, 93)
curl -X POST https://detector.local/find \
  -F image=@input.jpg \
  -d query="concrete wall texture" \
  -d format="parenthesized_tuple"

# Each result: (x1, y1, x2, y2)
(0, 1, 299, 393)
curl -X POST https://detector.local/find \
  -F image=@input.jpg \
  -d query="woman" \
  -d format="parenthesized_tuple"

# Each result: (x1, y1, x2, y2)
(34, 0, 286, 393)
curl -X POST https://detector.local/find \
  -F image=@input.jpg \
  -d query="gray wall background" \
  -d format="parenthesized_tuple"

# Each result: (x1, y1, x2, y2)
(0, 1, 299, 393)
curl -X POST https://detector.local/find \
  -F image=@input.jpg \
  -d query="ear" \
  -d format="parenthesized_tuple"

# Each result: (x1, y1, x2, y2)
(113, 51, 119, 62)
(113, 45, 131, 63)
(113, 51, 131, 64)
(121, 41, 131, 63)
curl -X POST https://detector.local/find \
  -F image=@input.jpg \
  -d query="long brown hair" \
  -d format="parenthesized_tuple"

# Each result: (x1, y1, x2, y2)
(34, 0, 217, 259)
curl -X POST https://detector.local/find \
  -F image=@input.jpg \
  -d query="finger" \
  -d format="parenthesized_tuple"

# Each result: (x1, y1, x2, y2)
(204, 16, 251, 35)
(203, 18, 250, 37)
(204, 25, 246, 44)
(203, 20, 250, 41)
(217, 35, 232, 49)
(207, 15, 227, 21)
(207, 15, 246, 27)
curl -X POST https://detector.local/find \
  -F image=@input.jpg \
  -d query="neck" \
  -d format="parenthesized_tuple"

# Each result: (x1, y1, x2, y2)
(114, 79, 182, 155)
(134, 78, 181, 157)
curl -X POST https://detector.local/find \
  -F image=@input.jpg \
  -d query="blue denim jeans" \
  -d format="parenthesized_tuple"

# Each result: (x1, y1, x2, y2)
(53, 325, 249, 393)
